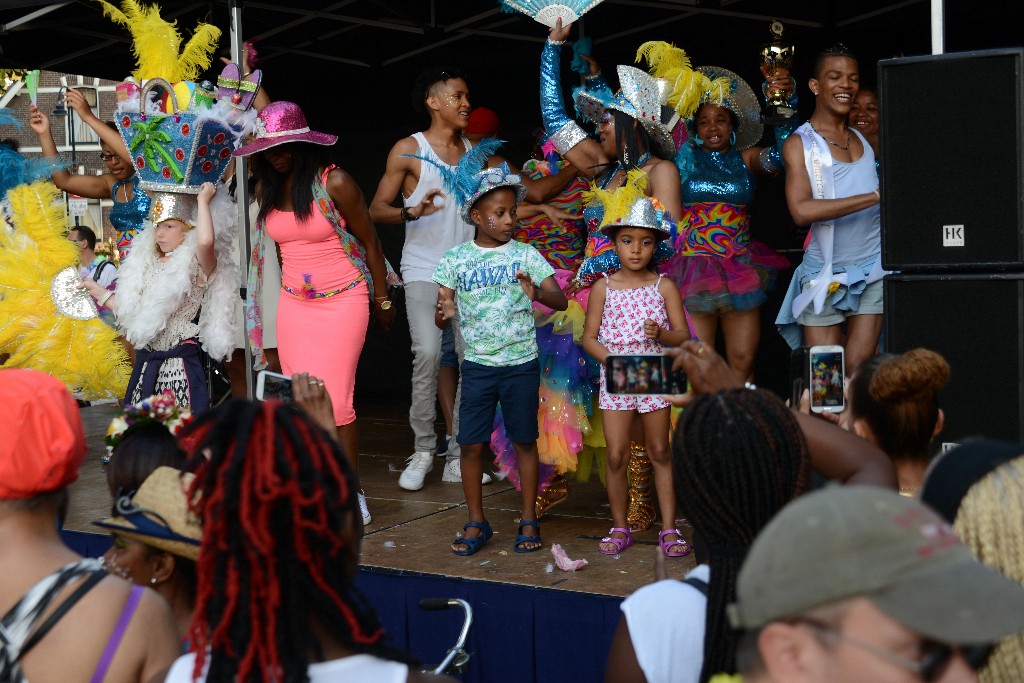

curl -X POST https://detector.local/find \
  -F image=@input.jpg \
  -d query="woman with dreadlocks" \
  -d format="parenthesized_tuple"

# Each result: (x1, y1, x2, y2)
(163, 397, 453, 683)
(604, 340, 896, 683)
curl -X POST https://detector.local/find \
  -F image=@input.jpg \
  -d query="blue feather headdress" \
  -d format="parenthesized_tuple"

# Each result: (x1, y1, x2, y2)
(0, 110, 68, 198)
(402, 137, 526, 224)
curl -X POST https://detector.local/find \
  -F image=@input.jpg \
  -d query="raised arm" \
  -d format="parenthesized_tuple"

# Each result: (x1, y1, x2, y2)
(782, 134, 878, 226)
(194, 182, 217, 277)
(28, 103, 116, 199)
(66, 87, 132, 165)
(327, 168, 397, 331)
(742, 71, 798, 176)
(540, 20, 608, 178)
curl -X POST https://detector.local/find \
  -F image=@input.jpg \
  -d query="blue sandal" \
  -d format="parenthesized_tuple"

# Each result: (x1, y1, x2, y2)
(452, 520, 493, 556)
(514, 520, 542, 553)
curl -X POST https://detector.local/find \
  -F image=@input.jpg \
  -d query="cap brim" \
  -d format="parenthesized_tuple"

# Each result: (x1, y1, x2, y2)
(873, 559, 1024, 645)
(94, 517, 201, 561)
(233, 131, 338, 157)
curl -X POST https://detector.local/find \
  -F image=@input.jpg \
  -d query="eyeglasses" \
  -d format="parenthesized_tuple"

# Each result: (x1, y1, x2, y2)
(99, 152, 118, 161)
(794, 617, 993, 682)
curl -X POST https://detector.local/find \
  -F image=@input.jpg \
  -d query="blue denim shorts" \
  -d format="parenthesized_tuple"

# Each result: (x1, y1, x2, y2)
(457, 358, 539, 445)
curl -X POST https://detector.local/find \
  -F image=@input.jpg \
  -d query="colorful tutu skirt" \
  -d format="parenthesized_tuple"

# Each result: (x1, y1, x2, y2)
(664, 202, 789, 314)
(490, 270, 599, 491)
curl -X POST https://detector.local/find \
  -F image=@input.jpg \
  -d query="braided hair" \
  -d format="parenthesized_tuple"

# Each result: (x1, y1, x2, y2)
(673, 389, 811, 682)
(181, 399, 400, 682)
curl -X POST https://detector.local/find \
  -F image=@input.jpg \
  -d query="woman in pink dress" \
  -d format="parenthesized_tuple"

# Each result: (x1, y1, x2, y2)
(236, 102, 396, 525)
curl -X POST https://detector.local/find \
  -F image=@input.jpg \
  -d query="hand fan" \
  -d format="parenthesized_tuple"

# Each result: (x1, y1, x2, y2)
(500, 0, 604, 28)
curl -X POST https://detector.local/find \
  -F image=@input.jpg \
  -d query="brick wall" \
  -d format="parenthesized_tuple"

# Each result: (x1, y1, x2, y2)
(8, 70, 125, 255)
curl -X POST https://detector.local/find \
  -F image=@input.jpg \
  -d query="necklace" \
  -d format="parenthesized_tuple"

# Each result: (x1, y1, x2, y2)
(811, 126, 851, 151)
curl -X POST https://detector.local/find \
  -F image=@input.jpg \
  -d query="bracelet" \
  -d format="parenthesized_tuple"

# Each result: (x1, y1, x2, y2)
(584, 71, 603, 81)
(873, 188, 880, 200)
(401, 206, 418, 222)
(547, 37, 566, 46)
(98, 290, 113, 307)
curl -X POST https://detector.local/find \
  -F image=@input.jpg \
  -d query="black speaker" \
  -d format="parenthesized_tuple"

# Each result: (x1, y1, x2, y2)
(885, 273, 1024, 446)
(879, 49, 1024, 272)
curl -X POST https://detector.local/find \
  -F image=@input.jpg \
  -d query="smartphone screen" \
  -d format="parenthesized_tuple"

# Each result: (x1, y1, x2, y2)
(605, 355, 687, 395)
(809, 346, 845, 412)
(256, 370, 293, 402)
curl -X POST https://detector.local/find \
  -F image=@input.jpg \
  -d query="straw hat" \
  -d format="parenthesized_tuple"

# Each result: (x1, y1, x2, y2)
(94, 466, 201, 561)
(232, 101, 337, 157)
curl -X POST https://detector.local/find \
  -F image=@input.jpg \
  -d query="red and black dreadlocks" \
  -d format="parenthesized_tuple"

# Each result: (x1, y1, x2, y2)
(181, 399, 396, 682)
(673, 389, 811, 683)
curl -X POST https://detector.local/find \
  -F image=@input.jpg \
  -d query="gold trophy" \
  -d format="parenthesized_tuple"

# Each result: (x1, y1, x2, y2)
(759, 20, 796, 125)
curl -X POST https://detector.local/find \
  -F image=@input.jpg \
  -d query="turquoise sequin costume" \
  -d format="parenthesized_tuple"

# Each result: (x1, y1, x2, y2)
(109, 175, 151, 261)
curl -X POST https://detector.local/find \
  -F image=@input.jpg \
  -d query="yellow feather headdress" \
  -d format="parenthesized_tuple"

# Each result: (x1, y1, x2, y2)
(582, 169, 673, 238)
(636, 41, 731, 119)
(93, 0, 221, 82)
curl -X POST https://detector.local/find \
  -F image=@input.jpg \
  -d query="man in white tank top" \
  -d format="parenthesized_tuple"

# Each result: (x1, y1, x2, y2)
(778, 45, 884, 376)
(370, 68, 587, 490)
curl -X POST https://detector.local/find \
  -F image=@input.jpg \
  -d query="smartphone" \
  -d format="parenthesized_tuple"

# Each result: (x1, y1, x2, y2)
(255, 370, 292, 402)
(789, 346, 811, 408)
(808, 345, 845, 413)
(605, 354, 687, 395)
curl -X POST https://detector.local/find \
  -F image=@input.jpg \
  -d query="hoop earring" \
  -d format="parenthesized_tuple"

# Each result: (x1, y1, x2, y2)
(729, 131, 737, 145)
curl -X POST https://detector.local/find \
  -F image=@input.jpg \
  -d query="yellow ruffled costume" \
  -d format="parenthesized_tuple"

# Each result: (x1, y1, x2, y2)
(0, 181, 130, 399)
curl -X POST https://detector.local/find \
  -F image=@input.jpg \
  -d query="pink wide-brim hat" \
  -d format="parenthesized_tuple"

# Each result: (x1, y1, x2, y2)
(232, 101, 337, 157)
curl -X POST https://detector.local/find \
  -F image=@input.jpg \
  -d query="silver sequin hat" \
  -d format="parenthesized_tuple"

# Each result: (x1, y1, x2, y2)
(461, 162, 527, 225)
(599, 196, 674, 240)
(575, 64, 678, 158)
(695, 66, 764, 151)
(149, 192, 198, 229)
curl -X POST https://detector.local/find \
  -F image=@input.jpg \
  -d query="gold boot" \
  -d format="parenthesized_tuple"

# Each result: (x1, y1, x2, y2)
(626, 441, 655, 532)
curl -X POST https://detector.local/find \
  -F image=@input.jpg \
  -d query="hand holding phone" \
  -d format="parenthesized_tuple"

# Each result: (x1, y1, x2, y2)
(808, 345, 845, 413)
(255, 370, 293, 402)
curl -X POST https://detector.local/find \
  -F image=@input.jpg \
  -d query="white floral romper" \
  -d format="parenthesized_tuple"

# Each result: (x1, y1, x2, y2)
(598, 273, 672, 412)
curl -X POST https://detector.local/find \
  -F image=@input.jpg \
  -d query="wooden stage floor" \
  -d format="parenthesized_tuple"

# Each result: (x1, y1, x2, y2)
(70, 402, 695, 599)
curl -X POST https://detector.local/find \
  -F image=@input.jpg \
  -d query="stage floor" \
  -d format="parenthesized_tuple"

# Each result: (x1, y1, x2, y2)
(71, 402, 696, 599)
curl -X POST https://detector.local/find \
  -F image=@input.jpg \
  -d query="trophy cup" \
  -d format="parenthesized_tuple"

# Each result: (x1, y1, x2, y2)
(759, 20, 796, 125)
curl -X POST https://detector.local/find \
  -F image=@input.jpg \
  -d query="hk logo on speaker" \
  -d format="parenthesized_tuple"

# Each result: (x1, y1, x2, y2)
(942, 224, 965, 247)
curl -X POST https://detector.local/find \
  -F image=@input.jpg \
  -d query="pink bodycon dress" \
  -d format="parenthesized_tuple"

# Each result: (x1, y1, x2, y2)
(266, 206, 369, 425)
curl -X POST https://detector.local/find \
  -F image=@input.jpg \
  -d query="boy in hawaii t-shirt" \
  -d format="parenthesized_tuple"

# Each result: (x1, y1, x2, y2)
(433, 162, 567, 556)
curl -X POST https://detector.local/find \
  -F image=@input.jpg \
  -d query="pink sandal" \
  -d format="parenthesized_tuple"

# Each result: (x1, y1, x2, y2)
(659, 529, 691, 557)
(599, 527, 634, 555)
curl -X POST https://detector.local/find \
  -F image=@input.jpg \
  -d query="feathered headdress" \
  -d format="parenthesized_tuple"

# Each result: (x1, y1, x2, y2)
(583, 168, 674, 238)
(402, 138, 526, 224)
(636, 41, 728, 121)
(93, 0, 221, 82)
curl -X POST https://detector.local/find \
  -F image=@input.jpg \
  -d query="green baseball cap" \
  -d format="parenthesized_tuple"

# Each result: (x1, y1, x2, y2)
(728, 485, 1024, 645)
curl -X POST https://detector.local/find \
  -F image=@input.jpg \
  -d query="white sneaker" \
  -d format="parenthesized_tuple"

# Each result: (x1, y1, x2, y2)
(357, 491, 372, 526)
(441, 457, 493, 485)
(399, 451, 434, 491)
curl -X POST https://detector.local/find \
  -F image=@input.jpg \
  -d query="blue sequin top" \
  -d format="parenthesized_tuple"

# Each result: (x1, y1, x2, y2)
(109, 175, 151, 234)
(683, 148, 756, 205)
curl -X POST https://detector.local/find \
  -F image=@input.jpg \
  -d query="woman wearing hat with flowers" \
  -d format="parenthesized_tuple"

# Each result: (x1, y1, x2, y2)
(236, 101, 397, 526)
(640, 42, 794, 383)
(95, 466, 201, 646)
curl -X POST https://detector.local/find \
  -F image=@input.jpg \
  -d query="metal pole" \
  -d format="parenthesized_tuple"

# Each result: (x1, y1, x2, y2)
(69, 102, 79, 227)
(930, 0, 944, 55)
(230, 0, 255, 399)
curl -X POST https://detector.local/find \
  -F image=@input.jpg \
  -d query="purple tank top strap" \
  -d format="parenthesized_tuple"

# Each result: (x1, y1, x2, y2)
(90, 585, 145, 683)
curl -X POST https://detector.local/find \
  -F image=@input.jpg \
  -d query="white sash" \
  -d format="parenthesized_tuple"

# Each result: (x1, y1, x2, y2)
(791, 124, 885, 319)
